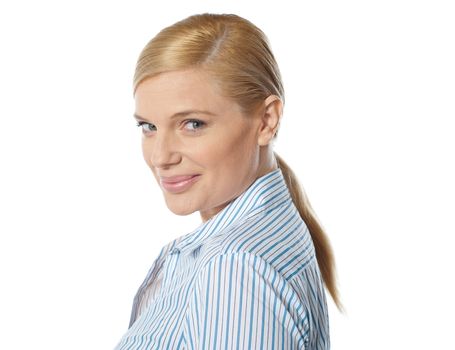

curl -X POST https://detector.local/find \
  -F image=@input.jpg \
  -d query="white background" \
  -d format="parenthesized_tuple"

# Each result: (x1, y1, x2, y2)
(1, 0, 454, 349)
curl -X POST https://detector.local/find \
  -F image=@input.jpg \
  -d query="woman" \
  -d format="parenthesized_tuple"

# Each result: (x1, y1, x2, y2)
(114, 13, 340, 350)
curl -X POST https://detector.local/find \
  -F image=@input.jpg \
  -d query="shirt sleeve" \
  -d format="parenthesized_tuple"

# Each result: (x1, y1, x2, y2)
(183, 251, 309, 349)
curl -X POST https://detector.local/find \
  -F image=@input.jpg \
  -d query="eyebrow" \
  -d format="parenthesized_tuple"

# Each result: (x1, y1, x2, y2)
(133, 110, 216, 122)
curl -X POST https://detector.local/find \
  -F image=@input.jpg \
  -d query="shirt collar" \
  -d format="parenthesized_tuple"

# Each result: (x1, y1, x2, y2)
(171, 167, 292, 254)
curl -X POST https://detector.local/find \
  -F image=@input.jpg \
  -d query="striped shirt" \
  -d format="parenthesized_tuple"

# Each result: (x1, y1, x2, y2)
(114, 168, 330, 349)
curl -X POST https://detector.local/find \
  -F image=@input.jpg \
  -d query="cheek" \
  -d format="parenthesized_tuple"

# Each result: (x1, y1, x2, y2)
(141, 142, 152, 167)
(141, 142, 159, 183)
(198, 128, 258, 170)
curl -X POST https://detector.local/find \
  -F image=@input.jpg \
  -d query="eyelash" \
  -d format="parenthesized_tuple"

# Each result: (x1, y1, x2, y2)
(136, 121, 156, 132)
(136, 119, 206, 133)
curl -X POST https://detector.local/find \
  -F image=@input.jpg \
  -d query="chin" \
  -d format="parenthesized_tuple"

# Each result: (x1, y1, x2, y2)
(165, 199, 198, 216)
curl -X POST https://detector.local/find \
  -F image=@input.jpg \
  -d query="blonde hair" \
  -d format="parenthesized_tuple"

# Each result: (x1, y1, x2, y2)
(134, 13, 342, 310)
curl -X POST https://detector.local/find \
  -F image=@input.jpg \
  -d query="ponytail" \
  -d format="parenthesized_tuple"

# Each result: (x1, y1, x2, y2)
(275, 153, 343, 311)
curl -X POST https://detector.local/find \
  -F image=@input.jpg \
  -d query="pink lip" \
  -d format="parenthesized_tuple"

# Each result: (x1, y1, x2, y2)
(160, 174, 201, 193)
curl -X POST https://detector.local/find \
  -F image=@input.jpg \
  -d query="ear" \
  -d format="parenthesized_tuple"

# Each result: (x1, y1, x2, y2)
(257, 95, 283, 146)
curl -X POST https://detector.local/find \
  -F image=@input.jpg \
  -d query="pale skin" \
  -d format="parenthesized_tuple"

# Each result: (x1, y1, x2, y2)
(134, 69, 283, 222)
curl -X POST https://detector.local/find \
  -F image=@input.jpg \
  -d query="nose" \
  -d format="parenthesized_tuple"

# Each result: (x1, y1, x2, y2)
(147, 131, 182, 169)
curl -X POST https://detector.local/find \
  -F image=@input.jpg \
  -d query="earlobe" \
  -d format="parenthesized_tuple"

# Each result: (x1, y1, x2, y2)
(257, 95, 283, 146)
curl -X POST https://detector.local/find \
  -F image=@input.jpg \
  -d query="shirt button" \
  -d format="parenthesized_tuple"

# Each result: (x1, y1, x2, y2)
(170, 247, 180, 255)
(191, 245, 202, 258)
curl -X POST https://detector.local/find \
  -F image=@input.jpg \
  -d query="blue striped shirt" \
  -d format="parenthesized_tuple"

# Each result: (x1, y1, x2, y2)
(114, 168, 330, 349)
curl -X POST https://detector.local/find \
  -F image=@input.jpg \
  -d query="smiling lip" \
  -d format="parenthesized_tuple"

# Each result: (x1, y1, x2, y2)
(160, 175, 201, 193)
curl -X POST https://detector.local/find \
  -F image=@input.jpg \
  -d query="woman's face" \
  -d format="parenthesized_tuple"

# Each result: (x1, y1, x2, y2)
(134, 69, 269, 221)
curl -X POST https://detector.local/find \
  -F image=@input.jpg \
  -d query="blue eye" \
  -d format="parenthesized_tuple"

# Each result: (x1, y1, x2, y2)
(136, 121, 156, 133)
(184, 119, 206, 131)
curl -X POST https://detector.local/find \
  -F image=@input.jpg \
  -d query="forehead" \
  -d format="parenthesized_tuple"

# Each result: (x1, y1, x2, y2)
(134, 69, 240, 118)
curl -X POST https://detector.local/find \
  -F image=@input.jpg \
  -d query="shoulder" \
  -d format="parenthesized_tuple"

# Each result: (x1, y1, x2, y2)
(191, 251, 302, 316)
(185, 250, 323, 349)
(215, 200, 316, 281)
(190, 250, 329, 348)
